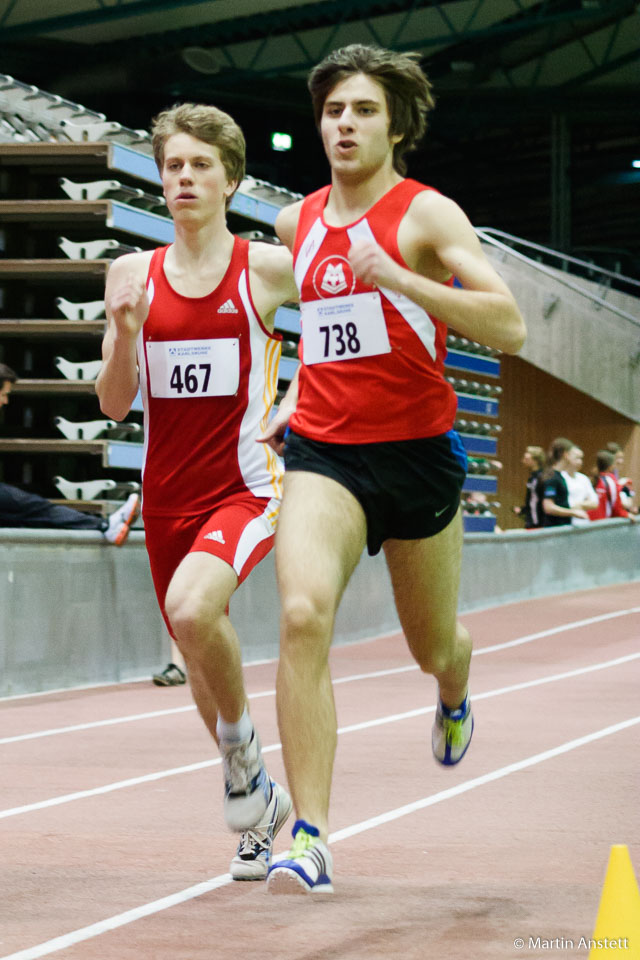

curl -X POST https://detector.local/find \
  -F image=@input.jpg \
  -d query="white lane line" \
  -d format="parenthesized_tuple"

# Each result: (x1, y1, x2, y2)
(2, 712, 639, 960)
(0, 706, 197, 746)
(3, 606, 638, 747)
(1, 651, 638, 822)
(328, 713, 640, 843)
(0, 873, 234, 960)
(474, 605, 640, 656)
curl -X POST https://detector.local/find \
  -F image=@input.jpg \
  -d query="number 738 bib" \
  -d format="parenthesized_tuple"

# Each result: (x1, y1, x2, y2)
(146, 339, 240, 398)
(301, 291, 391, 365)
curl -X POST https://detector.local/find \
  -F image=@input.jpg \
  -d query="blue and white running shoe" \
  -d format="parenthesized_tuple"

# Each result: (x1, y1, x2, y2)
(267, 820, 334, 894)
(432, 693, 474, 765)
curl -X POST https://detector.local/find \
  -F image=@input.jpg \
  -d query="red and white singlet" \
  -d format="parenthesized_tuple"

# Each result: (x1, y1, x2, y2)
(290, 178, 457, 444)
(138, 237, 283, 516)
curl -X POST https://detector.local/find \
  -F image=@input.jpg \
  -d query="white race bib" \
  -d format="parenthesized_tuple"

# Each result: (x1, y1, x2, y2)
(146, 339, 240, 398)
(301, 291, 391, 365)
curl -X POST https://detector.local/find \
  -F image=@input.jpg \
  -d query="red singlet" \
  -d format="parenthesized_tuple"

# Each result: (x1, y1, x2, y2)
(291, 179, 457, 444)
(138, 237, 283, 516)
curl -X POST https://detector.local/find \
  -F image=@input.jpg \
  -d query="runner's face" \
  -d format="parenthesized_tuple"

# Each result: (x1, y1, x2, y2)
(161, 133, 236, 219)
(320, 73, 402, 179)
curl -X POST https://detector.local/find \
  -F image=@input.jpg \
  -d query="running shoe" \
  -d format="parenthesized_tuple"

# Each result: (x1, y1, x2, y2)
(266, 820, 334, 894)
(221, 729, 271, 831)
(230, 780, 292, 880)
(152, 663, 186, 687)
(104, 493, 140, 546)
(432, 693, 474, 765)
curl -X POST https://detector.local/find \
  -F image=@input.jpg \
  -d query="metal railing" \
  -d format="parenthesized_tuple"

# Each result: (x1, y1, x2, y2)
(476, 228, 640, 294)
(476, 228, 640, 329)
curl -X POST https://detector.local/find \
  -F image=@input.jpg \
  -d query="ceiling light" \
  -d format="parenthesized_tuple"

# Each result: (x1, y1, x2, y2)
(181, 47, 222, 75)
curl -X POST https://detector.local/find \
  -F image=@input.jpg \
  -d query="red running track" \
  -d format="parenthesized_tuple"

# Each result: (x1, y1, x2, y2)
(1, 581, 639, 960)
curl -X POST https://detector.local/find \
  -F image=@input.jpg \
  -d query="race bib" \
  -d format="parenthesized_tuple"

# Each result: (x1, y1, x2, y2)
(146, 339, 240, 398)
(301, 291, 391, 365)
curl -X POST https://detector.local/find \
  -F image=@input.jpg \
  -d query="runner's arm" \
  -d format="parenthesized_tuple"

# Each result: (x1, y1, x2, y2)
(96, 254, 148, 421)
(258, 367, 299, 456)
(348, 191, 526, 355)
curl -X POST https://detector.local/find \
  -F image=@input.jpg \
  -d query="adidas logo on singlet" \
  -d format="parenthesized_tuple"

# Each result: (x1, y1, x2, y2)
(204, 530, 226, 544)
(218, 299, 238, 314)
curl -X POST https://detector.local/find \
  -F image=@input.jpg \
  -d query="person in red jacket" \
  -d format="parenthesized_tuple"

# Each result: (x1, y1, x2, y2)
(588, 449, 631, 520)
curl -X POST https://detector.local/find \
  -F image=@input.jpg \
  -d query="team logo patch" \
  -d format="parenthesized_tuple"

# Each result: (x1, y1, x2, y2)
(204, 529, 226, 544)
(313, 256, 355, 298)
(218, 298, 238, 314)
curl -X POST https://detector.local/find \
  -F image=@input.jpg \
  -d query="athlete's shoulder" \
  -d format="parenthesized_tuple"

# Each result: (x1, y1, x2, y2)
(406, 184, 463, 219)
(107, 248, 156, 283)
(275, 199, 304, 248)
(248, 238, 293, 280)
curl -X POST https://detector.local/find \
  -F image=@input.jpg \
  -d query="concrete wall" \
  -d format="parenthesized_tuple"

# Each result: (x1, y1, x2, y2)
(483, 243, 640, 423)
(1, 520, 638, 697)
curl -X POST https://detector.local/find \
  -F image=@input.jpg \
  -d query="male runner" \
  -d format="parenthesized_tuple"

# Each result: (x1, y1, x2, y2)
(96, 103, 298, 880)
(261, 45, 526, 893)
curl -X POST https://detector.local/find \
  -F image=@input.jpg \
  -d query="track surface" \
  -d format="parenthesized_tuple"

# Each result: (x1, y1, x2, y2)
(1, 581, 639, 959)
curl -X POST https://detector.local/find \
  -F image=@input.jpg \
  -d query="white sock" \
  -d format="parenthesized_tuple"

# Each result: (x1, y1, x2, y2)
(217, 706, 253, 744)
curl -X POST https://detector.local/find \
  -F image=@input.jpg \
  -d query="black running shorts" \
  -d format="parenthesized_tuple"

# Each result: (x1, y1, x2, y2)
(283, 429, 468, 556)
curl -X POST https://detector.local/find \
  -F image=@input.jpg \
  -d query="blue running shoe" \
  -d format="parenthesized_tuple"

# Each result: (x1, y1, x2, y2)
(432, 694, 474, 765)
(230, 780, 292, 880)
(221, 729, 271, 831)
(267, 820, 334, 894)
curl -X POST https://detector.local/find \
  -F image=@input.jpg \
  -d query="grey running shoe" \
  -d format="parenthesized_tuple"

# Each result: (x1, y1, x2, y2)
(221, 729, 271, 831)
(230, 780, 292, 880)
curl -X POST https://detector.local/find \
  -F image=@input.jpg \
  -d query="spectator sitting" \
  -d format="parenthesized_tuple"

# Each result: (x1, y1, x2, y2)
(0, 363, 139, 543)
(561, 444, 598, 526)
(588, 449, 634, 522)
(536, 437, 589, 527)
(513, 444, 545, 528)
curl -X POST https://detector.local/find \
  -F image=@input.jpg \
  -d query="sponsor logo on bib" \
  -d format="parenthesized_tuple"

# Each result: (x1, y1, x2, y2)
(313, 256, 355, 298)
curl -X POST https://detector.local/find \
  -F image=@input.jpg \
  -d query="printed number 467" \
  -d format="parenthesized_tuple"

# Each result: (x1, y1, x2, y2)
(319, 322, 361, 358)
(170, 363, 211, 394)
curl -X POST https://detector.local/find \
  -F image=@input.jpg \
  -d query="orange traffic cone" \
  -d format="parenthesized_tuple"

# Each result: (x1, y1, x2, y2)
(589, 845, 640, 959)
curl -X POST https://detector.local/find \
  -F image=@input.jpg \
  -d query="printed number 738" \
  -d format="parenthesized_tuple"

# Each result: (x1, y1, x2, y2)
(319, 322, 361, 358)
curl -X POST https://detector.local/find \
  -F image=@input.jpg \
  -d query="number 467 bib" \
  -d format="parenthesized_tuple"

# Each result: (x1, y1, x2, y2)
(146, 339, 240, 398)
(301, 291, 390, 365)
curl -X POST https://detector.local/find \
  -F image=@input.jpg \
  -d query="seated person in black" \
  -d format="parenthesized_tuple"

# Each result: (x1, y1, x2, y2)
(0, 362, 139, 544)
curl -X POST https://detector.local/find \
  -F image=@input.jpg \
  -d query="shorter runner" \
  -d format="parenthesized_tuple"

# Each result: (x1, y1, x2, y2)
(96, 103, 298, 879)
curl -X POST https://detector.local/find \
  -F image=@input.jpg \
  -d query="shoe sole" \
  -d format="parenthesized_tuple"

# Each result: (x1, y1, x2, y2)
(230, 786, 293, 881)
(267, 867, 334, 895)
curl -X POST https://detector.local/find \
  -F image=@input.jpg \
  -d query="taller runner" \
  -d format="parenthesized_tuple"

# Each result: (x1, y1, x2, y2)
(261, 45, 526, 893)
(96, 103, 298, 881)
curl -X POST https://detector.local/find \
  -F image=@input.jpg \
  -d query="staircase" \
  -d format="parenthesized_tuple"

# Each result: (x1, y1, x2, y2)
(478, 229, 640, 424)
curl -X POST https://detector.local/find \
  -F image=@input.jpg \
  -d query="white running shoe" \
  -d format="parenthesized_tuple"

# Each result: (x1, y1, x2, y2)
(267, 820, 334, 894)
(221, 729, 271, 831)
(230, 780, 292, 880)
(104, 493, 140, 546)
(432, 693, 474, 765)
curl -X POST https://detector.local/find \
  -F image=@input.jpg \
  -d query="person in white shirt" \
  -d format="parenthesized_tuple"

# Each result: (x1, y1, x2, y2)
(561, 445, 598, 526)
